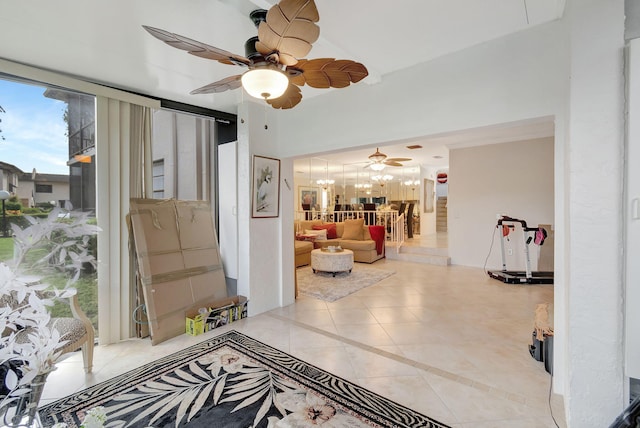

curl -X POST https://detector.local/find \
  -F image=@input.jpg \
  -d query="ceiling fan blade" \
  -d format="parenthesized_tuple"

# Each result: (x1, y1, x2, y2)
(289, 58, 369, 88)
(143, 25, 250, 66)
(386, 157, 412, 162)
(190, 75, 243, 94)
(383, 161, 404, 167)
(266, 83, 303, 109)
(256, 0, 320, 66)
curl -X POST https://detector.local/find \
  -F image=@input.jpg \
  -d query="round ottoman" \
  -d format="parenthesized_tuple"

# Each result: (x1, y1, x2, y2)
(311, 248, 354, 277)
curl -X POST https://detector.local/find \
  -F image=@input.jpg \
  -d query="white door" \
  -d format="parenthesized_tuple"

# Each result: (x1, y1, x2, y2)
(625, 39, 640, 380)
(219, 141, 238, 280)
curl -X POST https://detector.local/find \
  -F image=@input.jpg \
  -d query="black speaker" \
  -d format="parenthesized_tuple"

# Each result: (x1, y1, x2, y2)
(543, 335, 554, 374)
(529, 331, 544, 362)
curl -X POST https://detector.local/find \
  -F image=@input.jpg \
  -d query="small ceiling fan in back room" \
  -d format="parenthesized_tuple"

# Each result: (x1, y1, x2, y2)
(365, 148, 412, 171)
(143, 0, 369, 109)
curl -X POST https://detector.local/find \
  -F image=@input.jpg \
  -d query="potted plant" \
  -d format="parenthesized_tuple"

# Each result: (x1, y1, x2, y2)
(0, 209, 99, 426)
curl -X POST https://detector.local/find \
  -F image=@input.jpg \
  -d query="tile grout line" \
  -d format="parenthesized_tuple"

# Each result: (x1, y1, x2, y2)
(267, 312, 538, 408)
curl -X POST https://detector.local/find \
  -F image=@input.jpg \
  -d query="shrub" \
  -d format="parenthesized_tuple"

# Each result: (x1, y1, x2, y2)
(2, 215, 47, 231)
(5, 201, 22, 211)
(22, 207, 41, 215)
(36, 202, 54, 211)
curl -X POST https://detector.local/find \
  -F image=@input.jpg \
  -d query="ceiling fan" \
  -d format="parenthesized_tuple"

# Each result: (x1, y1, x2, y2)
(143, 0, 368, 109)
(365, 148, 412, 171)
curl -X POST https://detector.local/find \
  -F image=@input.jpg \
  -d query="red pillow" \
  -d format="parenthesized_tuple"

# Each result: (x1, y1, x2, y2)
(313, 223, 337, 239)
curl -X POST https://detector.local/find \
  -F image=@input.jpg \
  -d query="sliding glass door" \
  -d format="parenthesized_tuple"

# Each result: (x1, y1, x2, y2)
(0, 76, 99, 336)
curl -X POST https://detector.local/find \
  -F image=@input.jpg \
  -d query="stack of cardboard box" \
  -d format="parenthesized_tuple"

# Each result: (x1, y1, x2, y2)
(129, 198, 246, 344)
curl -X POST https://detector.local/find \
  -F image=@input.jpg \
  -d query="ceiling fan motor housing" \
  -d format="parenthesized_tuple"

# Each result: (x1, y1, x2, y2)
(249, 9, 267, 28)
(245, 36, 261, 60)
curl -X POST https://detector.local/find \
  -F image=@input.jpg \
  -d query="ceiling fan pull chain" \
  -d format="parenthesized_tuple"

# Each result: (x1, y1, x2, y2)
(264, 103, 268, 130)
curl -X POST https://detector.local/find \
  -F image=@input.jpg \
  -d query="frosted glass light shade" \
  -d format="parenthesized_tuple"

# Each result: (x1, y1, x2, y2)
(370, 163, 386, 171)
(241, 69, 288, 100)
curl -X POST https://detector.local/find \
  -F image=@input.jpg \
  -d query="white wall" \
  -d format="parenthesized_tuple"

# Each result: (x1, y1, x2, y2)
(17, 180, 70, 207)
(276, 20, 567, 159)
(449, 138, 554, 268)
(565, 0, 625, 425)
(237, 102, 295, 316)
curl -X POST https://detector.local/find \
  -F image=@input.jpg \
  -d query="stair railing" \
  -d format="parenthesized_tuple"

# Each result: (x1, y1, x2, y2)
(394, 213, 405, 250)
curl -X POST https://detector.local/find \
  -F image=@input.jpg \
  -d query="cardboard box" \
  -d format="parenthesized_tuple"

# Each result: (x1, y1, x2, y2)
(186, 295, 248, 336)
(129, 198, 229, 345)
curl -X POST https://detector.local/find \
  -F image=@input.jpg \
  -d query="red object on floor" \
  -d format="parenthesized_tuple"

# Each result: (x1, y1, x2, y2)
(368, 225, 385, 255)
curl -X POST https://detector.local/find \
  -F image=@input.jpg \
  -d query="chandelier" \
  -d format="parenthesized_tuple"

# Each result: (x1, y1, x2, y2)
(372, 174, 393, 187)
(316, 179, 335, 189)
(404, 179, 420, 189)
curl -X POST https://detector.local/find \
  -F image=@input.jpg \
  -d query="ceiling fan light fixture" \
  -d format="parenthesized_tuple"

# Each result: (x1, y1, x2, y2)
(370, 163, 386, 171)
(241, 68, 288, 100)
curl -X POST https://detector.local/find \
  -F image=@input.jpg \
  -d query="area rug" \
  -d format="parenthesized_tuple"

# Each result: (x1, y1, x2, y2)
(39, 331, 449, 428)
(296, 265, 395, 302)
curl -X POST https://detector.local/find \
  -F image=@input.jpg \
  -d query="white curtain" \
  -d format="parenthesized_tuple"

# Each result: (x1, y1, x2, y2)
(96, 98, 157, 345)
(129, 105, 153, 339)
(130, 105, 153, 200)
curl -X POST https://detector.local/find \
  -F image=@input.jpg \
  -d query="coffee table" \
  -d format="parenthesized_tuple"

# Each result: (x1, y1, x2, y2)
(311, 248, 354, 277)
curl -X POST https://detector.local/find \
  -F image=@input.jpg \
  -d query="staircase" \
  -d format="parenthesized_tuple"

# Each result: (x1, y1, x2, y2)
(386, 244, 450, 266)
(436, 196, 448, 232)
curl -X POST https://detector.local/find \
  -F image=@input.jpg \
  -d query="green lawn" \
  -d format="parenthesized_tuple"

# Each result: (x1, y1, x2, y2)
(0, 236, 99, 334)
(49, 272, 99, 333)
(0, 237, 14, 261)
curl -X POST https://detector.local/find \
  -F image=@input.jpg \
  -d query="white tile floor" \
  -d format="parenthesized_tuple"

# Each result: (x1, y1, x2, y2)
(42, 235, 566, 427)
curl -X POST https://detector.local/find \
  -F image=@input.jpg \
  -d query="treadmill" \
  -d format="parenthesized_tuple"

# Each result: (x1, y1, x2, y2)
(487, 216, 554, 284)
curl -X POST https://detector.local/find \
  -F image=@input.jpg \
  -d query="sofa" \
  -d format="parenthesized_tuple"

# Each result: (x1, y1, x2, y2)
(294, 218, 385, 267)
(295, 239, 314, 267)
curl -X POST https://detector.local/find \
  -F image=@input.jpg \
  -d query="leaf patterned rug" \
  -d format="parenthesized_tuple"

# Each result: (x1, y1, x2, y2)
(39, 331, 449, 428)
(296, 265, 395, 302)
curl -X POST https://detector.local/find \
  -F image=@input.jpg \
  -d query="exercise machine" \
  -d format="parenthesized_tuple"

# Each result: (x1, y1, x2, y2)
(487, 216, 554, 284)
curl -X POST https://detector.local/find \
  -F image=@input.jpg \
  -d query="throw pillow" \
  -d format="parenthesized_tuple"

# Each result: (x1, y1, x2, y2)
(342, 218, 365, 240)
(304, 229, 327, 241)
(312, 223, 338, 239)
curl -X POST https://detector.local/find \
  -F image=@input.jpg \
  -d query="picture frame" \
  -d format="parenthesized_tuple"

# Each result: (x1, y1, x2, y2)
(251, 155, 280, 218)
(299, 186, 319, 209)
(424, 178, 435, 213)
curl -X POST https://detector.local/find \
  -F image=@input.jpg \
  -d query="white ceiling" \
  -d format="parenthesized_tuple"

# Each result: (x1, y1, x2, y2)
(0, 0, 563, 173)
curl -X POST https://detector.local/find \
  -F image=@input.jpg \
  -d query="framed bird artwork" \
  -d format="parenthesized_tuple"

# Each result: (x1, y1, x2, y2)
(252, 155, 281, 218)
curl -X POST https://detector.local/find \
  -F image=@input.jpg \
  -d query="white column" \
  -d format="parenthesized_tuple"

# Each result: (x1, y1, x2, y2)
(565, 0, 625, 425)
